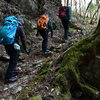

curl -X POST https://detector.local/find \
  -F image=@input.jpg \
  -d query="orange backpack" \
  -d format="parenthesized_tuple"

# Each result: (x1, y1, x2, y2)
(37, 15, 49, 30)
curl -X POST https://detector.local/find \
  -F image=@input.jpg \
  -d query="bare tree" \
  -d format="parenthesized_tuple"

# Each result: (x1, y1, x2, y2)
(83, 0, 93, 20)
(70, 0, 72, 6)
(90, 4, 100, 24)
(74, 0, 78, 20)
(67, 0, 69, 6)
(96, 0, 99, 4)
(79, 0, 82, 19)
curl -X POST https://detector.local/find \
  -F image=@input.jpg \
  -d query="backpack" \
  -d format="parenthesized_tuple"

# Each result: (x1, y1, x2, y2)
(0, 16, 18, 45)
(52, 21, 56, 30)
(37, 15, 49, 30)
(66, 6, 71, 20)
(59, 6, 67, 19)
(48, 20, 56, 30)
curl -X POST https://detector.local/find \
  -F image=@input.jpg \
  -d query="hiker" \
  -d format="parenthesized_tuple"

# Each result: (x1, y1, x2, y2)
(36, 14, 53, 54)
(59, 5, 71, 40)
(4, 17, 29, 84)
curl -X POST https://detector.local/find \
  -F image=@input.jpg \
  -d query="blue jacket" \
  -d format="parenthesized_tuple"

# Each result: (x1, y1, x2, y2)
(15, 23, 27, 51)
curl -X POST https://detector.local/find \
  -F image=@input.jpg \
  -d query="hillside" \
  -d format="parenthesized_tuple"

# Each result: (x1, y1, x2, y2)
(0, 0, 96, 100)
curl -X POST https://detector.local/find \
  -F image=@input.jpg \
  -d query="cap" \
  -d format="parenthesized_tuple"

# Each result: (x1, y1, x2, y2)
(68, 5, 71, 8)
(46, 14, 50, 18)
(17, 18, 24, 24)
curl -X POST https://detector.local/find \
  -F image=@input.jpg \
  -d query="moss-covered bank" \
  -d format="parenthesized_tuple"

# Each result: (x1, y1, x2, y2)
(18, 19, 100, 100)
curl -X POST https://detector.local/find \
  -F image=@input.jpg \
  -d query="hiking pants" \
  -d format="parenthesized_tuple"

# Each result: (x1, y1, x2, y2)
(5, 43, 19, 79)
(61, 18, 70, 39)
(39, 30, 48, 52)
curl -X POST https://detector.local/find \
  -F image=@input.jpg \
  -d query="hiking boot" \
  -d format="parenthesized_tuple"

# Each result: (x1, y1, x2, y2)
(5, 77, 18, 84)
(46, 50, 50, 52)
(12, 68, 19, 73)
(44, 50, 53, 56)
(44, 50, 51, 54)
(63, 37, 69, 40)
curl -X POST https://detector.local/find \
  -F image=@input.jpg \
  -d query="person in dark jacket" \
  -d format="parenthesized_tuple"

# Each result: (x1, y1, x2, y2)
(36, 14, 54, 54)
(61, 5, 71, 40)
(5, 18, 29, 84)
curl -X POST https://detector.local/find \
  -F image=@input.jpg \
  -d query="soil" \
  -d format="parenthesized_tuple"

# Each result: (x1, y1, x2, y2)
(0, 1, 96, 100)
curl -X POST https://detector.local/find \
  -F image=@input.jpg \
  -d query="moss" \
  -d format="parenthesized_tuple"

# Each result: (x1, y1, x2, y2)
(93, 26, 100, 38)
(50, 30, 100, 99)
(19, 22, 100, 99)
(39, 63, 50, 75)
(51, 75, 72, 100)
(18, 57, 55, 99)
(80, 84, 99, 98)
(69, 28, 74, 33)
(56, 75, 68, 93)
(24, 19, 33, 35)
(30, 95, 42, 100)
(18, 84, 36, 100)
(39, 57, 53, 73)
(70, 22, 82, 30)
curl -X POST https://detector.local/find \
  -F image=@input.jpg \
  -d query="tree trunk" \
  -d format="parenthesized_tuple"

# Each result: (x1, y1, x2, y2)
(90, 4, 100, 24)
(83, 0, 93, 21)
(67, 0, 69, 6)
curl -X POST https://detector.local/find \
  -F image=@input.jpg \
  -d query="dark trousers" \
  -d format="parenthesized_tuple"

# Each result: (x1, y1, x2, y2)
(5, 44, 19, 79)
(39, 30, 48, 52)
(61, 18, 70, 39)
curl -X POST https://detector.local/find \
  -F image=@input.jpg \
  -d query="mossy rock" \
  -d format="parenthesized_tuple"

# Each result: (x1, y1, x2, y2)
(30, 95, 42, 100)
(24, 19, 33, 35)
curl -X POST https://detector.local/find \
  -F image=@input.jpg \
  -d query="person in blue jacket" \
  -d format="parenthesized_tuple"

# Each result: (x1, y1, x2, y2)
(4, 18, 29, 84)
(61, 5, 71, 40)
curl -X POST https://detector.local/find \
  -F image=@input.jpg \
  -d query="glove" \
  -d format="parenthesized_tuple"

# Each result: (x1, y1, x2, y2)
(36, 30, 39, 37)
(36, 33, 39, 37)
(51, 34, 53, 38)
(51, 32, 53, 38)
(25, 49, 30, 55)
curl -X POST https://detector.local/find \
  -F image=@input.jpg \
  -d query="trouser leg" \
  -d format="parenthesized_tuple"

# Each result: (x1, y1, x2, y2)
(40, 30, 48, 52)
(61, 19, 69, 39)
(5, 44, 19, 79)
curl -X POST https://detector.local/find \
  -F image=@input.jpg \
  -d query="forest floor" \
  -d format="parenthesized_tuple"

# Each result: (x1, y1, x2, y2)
(0, 1, 97, 100)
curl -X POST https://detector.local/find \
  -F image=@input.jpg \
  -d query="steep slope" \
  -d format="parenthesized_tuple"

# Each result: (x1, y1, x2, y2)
(0, 0, 96, 100)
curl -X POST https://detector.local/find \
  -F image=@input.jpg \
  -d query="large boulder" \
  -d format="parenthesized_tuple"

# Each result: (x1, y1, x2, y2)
(6, 0, 45, 18)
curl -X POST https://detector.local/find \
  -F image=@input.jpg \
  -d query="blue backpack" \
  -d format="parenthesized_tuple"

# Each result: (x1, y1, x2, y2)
(0, 16, 18, 45)
(66, 6, 71, 20)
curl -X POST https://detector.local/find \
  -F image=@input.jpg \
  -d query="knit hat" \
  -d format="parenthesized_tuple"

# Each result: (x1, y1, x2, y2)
(17, 18, 24, 24)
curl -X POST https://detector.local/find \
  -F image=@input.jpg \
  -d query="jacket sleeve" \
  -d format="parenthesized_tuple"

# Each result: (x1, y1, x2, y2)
(66, 6, 71, 21)
(36, 30, 40, 36)
(17, 26, 27, 51)
(48, 20, 54, 37)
